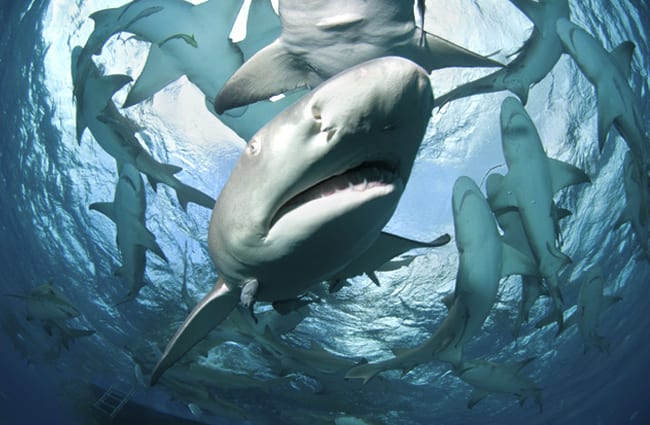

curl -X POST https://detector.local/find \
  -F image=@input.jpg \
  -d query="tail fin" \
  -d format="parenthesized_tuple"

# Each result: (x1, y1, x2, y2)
(150, 278, 239, 385)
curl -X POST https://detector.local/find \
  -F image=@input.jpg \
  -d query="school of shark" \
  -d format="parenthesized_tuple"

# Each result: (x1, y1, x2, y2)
(8, 0, 646, 423)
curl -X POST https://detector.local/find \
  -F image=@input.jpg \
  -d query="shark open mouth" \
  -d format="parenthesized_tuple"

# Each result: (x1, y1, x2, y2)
(270, 162, 399, 227)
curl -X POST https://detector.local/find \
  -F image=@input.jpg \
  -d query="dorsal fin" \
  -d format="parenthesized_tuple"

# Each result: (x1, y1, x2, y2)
(610, 41, 635, 80)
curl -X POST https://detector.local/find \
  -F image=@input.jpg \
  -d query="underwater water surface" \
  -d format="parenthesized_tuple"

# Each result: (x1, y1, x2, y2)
(1, 0, 650, 424)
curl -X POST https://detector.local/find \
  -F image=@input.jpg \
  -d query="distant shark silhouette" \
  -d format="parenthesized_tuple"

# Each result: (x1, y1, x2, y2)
(563, 267, 622, 353)
(214, 0, 502, 113)
(78, 0, 298, 140)
(345, 176, 537, 384)
(486, 97, 589, 333)
(90, 163, 168, 305)
(5, 282, 81, 321)
(150, 57, 435, 384)
(436, 0, 570, 107)
(71, 46, 215, 210)
(453, 357, 542, 410)
(615, 151, 650, 259)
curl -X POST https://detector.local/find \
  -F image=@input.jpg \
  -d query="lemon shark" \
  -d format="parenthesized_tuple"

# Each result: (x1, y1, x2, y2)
(556, 19, 648, 161)
(150, 56, 435, 384)
(563, 267, 622, 353)
(556, 19, 650, 245)
(90, 163, 168, 305)
(453, 357, 542, 410)
(615, 151, 650, 259)
(486, 97, 590, 333)
(79, 0, 297, 140)
(41, 319, 96, 351)
(486, 173, 572, 336)
(71, 46, 215, 210)
(214, 0, 502, 113)
(4, 282, 81, 321)
(435, 0, 570, 107)
(345, 176, 537, 384)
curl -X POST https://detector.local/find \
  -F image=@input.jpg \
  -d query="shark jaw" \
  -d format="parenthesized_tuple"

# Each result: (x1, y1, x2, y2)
(269, 161, 401, 232)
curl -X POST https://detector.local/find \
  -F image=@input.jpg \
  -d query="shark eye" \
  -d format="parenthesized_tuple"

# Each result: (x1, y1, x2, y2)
(247, 139, 261, 156)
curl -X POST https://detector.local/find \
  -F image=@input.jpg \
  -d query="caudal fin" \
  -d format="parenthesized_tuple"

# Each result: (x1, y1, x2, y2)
(150, 278, 239, 385)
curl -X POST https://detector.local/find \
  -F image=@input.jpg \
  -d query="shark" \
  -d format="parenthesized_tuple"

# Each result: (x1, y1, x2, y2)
(563, 267, 622, 353)
(345, 176, 537, 384)
(71, 46, 215, 210)
(486, 173, 572, 336)
(214, 0, 503, 113)
(41, 319, 96, 351)
(79, 0, 298, 140)
(435, 0, 570, 107)
(327, 231, 451, 290)
(90, 163, 168, 305)
(556, 18, 648, 162)
(453, 357, 542, 410)
(150, 56, 435, 384)
(615, 151, 650, 259)
(4, 282, 81, 321)
(486, 97, 590, 333)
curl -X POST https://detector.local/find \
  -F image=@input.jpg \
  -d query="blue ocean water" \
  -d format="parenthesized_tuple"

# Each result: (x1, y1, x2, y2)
(1, 1, 650, 424)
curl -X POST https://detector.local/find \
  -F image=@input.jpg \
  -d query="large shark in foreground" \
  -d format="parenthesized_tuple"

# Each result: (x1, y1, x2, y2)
(214, 0, 502, 113)
(90, 163, 168, 305)
(150, 56, 435, 384)
(487, 97, 590, 333)
(345, 177, 537, 384)
(435, 0, 570, 107)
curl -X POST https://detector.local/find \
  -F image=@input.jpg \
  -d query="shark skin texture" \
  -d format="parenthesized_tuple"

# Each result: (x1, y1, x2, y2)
(214, 0, 503, 113)
(435, 0, 570, 107)
(344, 176, 537, 384)
(486, 97, 590, 334)
(90, 163, 168, 305)
(77, 0, 300, 140)
(150, 57, 435, 384)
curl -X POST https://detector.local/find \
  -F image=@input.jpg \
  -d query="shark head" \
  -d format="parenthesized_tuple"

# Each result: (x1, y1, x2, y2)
(499, 97, 540, 166)
(209, 56, 433, 298)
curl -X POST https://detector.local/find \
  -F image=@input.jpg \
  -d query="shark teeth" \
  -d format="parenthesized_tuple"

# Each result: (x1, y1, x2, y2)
(272, 163, 397, 224)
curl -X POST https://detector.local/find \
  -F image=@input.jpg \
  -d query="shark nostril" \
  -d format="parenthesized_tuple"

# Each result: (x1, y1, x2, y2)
(311, 103, 322, 121)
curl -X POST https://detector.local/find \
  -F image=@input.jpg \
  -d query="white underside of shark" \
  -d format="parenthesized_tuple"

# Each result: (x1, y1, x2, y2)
(150, 57, 435, 384)
(90, 163, 168, 304)
(345, 177, 537, 384)
(486, 97, 589, 333)
(435, 0, 570, 107)
(214, 0, 502, 113)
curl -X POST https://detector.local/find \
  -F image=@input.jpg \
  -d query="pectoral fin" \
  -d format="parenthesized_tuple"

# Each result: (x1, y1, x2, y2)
(548, 158, 590, 193)
(150, 278, 239, 384)
(124, 45, 184, 107)
(214, 40, 313, 113)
